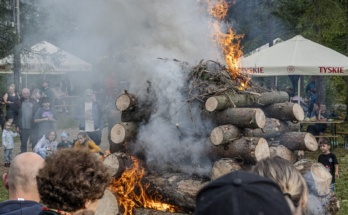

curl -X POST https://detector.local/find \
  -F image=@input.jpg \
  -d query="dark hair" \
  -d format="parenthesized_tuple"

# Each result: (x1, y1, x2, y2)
(319, 138, 331, 146)
(36, 148, 110, 212)
(45, 130, 57, 141)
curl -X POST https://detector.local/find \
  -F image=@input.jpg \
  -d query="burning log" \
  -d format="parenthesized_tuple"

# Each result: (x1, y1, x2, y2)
(141, 172, 209, 212)
(204, 91, 289, 111)
(211, 137, 270, 164)
(116, 91, 137, 111)
(134, 208, 190, 215)
(209, 124, 241, 146)
(208, 108, 266, 129)
(110, 122, 138, 144)
(211, 158, 242, 180)
(95, 189, 119, 215)
(103, 152, 132, 178)
(243, 118, 289, 139)
(262, 102, 305, 122)
(279, 132, 318, 151)
(269, 145, 297, 163)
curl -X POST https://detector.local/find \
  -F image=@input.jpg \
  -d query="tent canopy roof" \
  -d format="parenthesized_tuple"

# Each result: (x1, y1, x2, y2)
(240, 35, 348, 76)
(0, 41, 92, 74)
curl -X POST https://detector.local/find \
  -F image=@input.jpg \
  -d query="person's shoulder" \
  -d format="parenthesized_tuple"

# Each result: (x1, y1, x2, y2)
(0, 200, 42, 214)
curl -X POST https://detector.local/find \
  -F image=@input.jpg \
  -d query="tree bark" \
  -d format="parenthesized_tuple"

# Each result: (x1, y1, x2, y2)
(262, 102, 305, 122)
(211, 158, 242, 180)
(210, 124, 241, 146)
(110, 122, 138, 144)
(140, 172, 209, 212)
(95, 189, 119, 215)
(115, 92, 137, 111)
(205, 91, 289, 111)
(243, 118, 289, 139)
(103, 152, 132, 178)
(211, 137, 270, 164)
(269, 145, 297, 163)
(279, 132, 318, 151)
(210, 108, 266, 129)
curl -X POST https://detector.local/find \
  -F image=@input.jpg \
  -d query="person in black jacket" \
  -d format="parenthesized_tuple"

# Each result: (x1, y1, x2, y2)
(0, 152, 44, 215)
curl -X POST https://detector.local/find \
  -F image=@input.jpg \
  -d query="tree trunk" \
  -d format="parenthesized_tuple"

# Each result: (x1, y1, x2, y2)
(262, 102, 304, 122)
(279, 132, 318, 151)
(211, 137, 270, 164)
(140, 172, 209, 212)
(134, 208, 189, 215)
(115, 92, 137, 111)
(107, 109, 125, 153)
(110, 122, 138, 144)
(211, 108, 266, 129)
(205, 91, 289, 111)
(103, 152, 132, 178)
(269, 145, 297, 163)
(211, 158, 242, 180)
(243, 118, 289, 139)
(210, 124, 241, 146)
(95, 189, 119, 215)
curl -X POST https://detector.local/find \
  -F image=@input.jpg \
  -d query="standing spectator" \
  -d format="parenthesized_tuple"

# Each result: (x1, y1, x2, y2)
(52, 82, 68, 113)
(30, 88, 41, 146)
(73, 132, 101, 154)
(60, 74, 73, 95)
(2, 121, 19, 167)
(33, 130, 58, 159)
(36, 148, 110, 215)
(305, 76, 316, 98)
(34, 97, 57, 140)
(57, 131, 73, 149)
(0, 152, 44, 214)
(16, 88, 38, 153)
(0, 96, 5, 131)
(75, 89, 104, 145)
(307, 88, 317, 116)
(318, 138, 339, 191)
(41, 80, 54, 104)
(3, 84, 20, 125)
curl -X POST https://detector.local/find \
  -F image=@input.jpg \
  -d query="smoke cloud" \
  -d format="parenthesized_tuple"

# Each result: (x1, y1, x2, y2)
(40, 0, 224, 175)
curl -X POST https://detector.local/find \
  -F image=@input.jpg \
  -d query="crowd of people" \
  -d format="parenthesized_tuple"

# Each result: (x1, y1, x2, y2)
(0, 80, 106, 165)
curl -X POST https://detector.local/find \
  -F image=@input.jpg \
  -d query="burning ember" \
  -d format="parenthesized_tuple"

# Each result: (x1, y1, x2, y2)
(208, 0, 249, 89)
(109, 156, 177, 215)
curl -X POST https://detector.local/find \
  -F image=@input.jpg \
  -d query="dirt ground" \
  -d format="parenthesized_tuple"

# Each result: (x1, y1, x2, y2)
(0, 125, 110, 176)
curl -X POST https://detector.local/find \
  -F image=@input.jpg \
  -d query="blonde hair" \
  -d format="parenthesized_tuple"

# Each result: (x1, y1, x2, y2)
(252, 156, 308, 214)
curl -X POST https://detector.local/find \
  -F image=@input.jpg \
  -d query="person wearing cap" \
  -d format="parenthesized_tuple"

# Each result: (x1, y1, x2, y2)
(57, 131, 73, 149)
(34, 97, 57, 142)
(75, 89, 104, 145)
(195, 170, 292, 215)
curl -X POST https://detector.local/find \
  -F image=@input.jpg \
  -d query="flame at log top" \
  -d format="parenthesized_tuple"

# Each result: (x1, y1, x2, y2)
(109, 157, 177, 215)
(208, 0, 249, 89)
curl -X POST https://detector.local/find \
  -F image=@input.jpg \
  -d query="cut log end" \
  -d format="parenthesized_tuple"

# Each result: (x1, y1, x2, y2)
(254, 138, 270, 161)
(293, 103, 305, 121)
(116, 94, 131, 111)
(210, 127, 224, 145)
(205, 97, 219, 112)
(111, 124, 126, 144)
(255, 109, 266, 129)
(304, 133, 319, 151)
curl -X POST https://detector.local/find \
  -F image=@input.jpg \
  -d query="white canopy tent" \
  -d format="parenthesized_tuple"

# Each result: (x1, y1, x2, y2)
(240, 35, 348, 77)
(240, 35, 348, 99)
(0, 41, 92, 74)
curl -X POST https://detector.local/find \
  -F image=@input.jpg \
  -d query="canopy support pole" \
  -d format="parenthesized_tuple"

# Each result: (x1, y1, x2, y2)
(297, 78, 301, 104)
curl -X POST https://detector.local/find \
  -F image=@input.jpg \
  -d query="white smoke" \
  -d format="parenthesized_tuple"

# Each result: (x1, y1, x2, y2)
(41, 0, 223, 175)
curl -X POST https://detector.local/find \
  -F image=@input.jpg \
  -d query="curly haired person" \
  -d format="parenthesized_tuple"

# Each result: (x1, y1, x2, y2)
(36, 148, 110, 215)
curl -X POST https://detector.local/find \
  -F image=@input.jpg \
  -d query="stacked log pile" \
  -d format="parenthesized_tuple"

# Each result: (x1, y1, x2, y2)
(105, 61, 333, 214)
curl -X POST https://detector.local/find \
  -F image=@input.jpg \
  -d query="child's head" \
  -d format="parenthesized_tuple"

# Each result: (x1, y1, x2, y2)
(60, 131, 69, 142)
(319, 138, 331, 154)
(4, 122, 11, 130)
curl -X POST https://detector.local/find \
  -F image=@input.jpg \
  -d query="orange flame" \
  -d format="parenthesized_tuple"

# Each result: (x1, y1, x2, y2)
(208, 0, 249, 89)
(109, 156, 177, 215)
